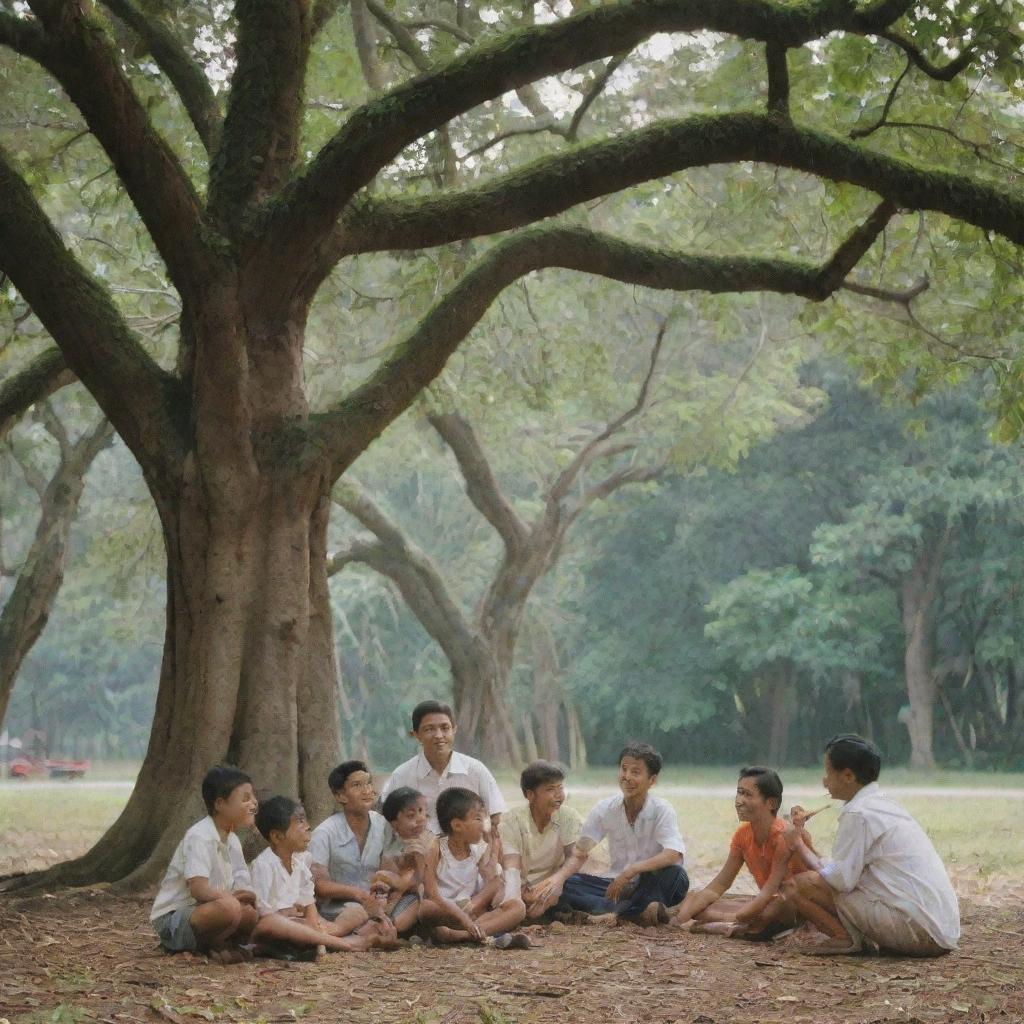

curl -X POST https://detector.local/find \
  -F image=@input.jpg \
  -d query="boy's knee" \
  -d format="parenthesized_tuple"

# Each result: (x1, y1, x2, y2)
(502, 897, 526, 919)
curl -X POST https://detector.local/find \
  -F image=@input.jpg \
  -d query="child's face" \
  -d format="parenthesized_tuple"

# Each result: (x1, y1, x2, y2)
(215, 782, 258, 830)
(393, 798, 428, 840)
(618, 755, 656, 800)
(822, 754, 859, 801)
(413, 712, 456, 762)
(734, 777, 774, 821)
(451, 804, 487, 845)
(336, 769, 377, 813)
(275, 810, 311, 852)
(526, 779, 565, 819)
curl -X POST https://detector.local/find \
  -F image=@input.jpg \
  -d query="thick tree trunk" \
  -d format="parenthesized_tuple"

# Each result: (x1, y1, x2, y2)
(900, 530, 950, 771)
(2, 457, 341, 892)
(766, 666, 793, 766)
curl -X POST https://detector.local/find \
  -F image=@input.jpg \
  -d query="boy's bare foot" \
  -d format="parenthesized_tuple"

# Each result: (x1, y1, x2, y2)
(690, 921, 738, 937)
(553, 910, 590, 927)
(490, 931, 532, 950)
(588, 912, 619, 926)
(799, 937, 861, 956)
(638, 902, 670, 927)
(434, 925, 472, 944)
(208, 947, 245, 965)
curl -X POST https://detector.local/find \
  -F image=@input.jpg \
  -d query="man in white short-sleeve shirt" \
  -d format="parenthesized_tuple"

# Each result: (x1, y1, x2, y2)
(782, 733, 960, 956)
(378, 700, 507, 835)
(559, 742, 688, 926)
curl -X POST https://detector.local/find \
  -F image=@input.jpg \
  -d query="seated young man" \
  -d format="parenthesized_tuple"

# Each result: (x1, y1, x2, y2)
(378, 700, 507, 835)
(672, 766, 812, 938)
(560, 742, 688, 926)
(308, 760, 414, 937)
(250, 796, 389, 954)
(499, 760, 583, 920)
(149, 765, 260, 964)
(419, 787, 529, 948)
(781, 734, 960, 956)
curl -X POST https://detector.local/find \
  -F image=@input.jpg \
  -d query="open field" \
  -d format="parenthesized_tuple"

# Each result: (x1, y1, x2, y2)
(2, 766, 1023, 891)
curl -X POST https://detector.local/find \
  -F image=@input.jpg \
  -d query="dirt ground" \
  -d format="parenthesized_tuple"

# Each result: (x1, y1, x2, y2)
(1, 889, 1022, 1024)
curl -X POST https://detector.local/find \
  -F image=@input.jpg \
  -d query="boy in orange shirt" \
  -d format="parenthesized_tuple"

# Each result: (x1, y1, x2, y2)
(672, 766, 812, 937)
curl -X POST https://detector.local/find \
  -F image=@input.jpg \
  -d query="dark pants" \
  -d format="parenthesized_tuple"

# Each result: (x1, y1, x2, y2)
(560, 865, 689, 918)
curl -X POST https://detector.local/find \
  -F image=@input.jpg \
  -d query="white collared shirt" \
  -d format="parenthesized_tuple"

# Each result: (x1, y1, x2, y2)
(250, 847, 316, 917)
(577, 794, 686, 878)
(379, 750, 507, 834)
(820, 782, 960, 949)
(150, 816, 252, 921)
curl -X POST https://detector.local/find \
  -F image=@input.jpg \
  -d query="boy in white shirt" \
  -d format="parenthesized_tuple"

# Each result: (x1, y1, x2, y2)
(560, 742, 688, 926)
(782, 733, 960, 956)
(249, 796, 385, 954)
(150, 765, 260, 963)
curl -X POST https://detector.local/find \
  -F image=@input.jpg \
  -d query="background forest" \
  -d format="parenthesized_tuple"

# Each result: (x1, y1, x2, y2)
(3, 0, 1024, 789)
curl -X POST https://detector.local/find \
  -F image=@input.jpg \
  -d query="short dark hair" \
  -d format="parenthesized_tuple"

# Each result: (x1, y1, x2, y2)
(411, 700, 455, 731)
(618, 741, 662, 777)
(520, 760, 566, 796)
(201, 765, 252, 815)
(738, 766, 783, 815)
(825, 734, 882, 785)
(381, 786, 424, 823)
(436, 787, 484, 834)
(255, 795, 303, 841)
(328, 759, 370, 793)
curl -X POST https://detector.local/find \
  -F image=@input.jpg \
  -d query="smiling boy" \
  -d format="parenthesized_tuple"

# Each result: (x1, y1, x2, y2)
(560, 742, 688, 926)
(378, 700, 506, 835)
(781, 734, 960, 956)
(499, 760, 583, 920)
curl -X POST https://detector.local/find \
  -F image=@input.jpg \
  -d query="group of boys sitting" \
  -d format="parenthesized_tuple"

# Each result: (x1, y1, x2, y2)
(150, 700, 961, 963)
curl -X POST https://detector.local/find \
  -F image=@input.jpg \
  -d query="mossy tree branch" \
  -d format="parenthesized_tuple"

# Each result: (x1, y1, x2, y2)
(313, 211, 897, 476)
(330, 113, 1023, 269)
(9, 0, 215, 304)
(97, 0, 222, 151)
(262, 0, 918, 268)
(0, 348, 75, 443)
(0, 145, 186, 487)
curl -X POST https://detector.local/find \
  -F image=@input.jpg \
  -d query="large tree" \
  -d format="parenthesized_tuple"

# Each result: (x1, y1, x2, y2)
(1, 0, 1021, 888)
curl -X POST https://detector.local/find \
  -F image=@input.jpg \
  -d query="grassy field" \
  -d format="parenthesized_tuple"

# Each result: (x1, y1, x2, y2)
(2, 764, 1022, 889)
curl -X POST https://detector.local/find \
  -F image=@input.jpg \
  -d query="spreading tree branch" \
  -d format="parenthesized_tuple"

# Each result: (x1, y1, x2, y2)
(97, 0, 222, 151)
(850, 58, 912, 139)
(263, 0, 917, 265)
(313, 210, 896, 477)
(0, 144, 186, 485)
(0, 348, 75, 442)
(427, 412, 529, 554)
(350, 0, 384, 92)
(878, 30, 975, 81)
(334, 113, 1023, 264)
(567, 52, 630, 142)
(208, 0, 313, 228)
(8, 1, 215, 302)
(550, 320, 666, 502)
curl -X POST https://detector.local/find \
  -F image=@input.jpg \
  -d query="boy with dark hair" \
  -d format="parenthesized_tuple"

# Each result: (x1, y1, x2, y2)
(672, 766, 812, 936)
(561, 742, 689, 927)
(378, 700, 506, 834)
(249, 796, 385, 953)
(500, 760, 583, 920)
(373, 787, 432, 915)
(309, 760, 415, 936)
(150, 765, 260, 963)
(781, 734, 960, 956)
(419, 787, 529, 947)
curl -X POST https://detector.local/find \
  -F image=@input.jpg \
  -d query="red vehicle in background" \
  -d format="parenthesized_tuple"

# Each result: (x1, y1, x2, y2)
(9, 754, 90, 779)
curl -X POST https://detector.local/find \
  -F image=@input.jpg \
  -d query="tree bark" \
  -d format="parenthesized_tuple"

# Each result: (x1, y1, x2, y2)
(900, 528, 951, 771)
(766, 665, 793, 766)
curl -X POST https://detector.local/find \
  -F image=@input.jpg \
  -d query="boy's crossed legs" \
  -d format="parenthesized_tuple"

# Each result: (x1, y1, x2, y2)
(781, 871, 859, 953)
(420, 877, 527, 945)
(561, 864, 688, 925)
(189, 894, 259, 963)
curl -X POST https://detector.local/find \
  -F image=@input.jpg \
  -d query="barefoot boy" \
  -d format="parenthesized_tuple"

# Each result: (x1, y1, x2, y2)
(499, 760, 583, 920)
(561, 742, 688, 926)
(249, 795, 380, 953)
(419, 787, 529, 947)
(672, 766, 810, 936)
(150, 765, 260, 962)
(379, 700, 506, 835)
(781, 734, 960, 956)
(309, 760, 415, 936)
